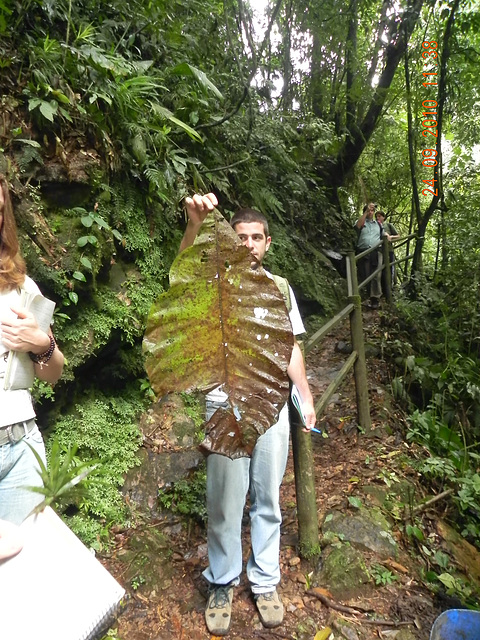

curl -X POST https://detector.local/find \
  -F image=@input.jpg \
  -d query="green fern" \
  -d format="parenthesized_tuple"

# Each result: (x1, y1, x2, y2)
(255, 187, 285, 222)
(26, 439, 99, 515)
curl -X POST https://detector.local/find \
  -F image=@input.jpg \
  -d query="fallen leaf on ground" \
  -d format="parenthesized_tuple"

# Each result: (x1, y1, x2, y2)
(314, 627, 333, 640)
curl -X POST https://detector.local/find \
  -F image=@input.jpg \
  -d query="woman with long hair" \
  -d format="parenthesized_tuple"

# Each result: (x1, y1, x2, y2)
(0, 175, 64, 525)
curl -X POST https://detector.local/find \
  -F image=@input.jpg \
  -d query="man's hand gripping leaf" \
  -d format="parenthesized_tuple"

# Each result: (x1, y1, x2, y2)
(142, 209, 294, 458)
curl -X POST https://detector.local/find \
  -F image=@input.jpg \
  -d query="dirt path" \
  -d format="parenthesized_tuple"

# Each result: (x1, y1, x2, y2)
(103, 309, 444, 640)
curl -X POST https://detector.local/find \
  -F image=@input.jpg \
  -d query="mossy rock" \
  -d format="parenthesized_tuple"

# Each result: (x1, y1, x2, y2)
(322, 509, 398, 559)
(119, 526, 174, 594)
(313, 543, 370, 600)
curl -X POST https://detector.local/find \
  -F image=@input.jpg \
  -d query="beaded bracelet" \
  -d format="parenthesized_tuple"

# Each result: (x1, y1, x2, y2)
(29, 335, 56, 366)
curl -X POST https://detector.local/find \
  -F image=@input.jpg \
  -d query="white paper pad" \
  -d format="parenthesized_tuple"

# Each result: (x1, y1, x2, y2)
(0, 507, 125, 640)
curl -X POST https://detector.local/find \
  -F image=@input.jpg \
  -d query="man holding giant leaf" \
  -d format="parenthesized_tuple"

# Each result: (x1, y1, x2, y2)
(144, 192, 316, 635)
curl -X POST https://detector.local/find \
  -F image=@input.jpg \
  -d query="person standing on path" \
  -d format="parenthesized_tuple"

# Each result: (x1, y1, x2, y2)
(376, 210, 400, 287)
(355, 202, 383, 309)
(0, 175, 64, 525)
(180, 192, 316, 636)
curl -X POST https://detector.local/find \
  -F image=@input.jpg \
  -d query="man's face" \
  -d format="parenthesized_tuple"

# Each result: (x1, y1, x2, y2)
(366, 203, 376, 219)
(234, 221, 271, 267)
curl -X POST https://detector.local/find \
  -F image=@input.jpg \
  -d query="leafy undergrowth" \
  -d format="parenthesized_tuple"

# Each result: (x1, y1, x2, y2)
(100, 304, 478, 640)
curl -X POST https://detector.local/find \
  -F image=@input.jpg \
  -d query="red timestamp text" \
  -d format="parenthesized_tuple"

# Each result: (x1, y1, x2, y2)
(421, 41, 438, 139)
(420, 40, 439, 197)
(421, 152, 438, 196)
(421, 41, 438, 88)
(421, 99, 438, 139)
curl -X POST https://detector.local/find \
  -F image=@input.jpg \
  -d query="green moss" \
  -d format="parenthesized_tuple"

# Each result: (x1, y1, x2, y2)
(157, 463, 207, 525)
(47, 386, 145, 546)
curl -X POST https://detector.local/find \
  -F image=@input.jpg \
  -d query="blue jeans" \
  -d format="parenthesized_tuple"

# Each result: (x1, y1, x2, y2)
(0, 424, 46, 525)
(203, 402, 290, 594)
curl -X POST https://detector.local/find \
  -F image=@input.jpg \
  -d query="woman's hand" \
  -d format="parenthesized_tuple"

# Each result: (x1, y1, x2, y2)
(0, 306, 50, 354)
(0, 519, 23, 560)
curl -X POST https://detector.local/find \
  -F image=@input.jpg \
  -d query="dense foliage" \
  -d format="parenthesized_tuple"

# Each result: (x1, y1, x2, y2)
(0, 0, 479, 550)
(0, 0, 348, 542)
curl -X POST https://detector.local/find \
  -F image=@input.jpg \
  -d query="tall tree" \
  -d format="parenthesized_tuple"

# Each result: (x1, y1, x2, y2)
(321, 0, 424, 196)
(410, 0, 461, 277)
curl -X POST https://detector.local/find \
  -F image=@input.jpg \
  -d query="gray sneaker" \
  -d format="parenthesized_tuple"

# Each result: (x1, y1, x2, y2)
(205, 584, 234, 635)
(255, 589, 284, 628)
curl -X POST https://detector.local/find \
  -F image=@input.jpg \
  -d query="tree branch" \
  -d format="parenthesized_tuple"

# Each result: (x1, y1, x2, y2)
(238, 0, 257, 70)
(365, 0, 390, 88)
(198, 0, 283, 130)
(411, 489, 454, 516)
(197, 156, 250, 174)
(345, 0, 358, 133)
(306, 590, 415, 627)
(324, 0, 424, 188)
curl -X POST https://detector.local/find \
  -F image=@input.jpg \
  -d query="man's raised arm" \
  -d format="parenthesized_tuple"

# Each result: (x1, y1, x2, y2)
(179, 193, 218, 253)
(355, 210, 367, 229)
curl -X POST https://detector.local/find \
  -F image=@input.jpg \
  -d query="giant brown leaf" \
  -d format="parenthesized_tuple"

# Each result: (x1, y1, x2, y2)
(142, 209, 294, 458)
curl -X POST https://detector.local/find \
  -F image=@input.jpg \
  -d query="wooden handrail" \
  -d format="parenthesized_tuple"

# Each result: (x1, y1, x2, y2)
(358, 266, 381, 292)
(292, 233, 416, 556)
(392, 252, 414, 267)
(354, 241, 381, 263)
(314, 350, 357, 416)
(392, 232, 417, 250)
(305, 303, 354, 354)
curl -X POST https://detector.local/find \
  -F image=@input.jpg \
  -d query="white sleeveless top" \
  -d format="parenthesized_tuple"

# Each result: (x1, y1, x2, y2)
(0, 276, 40, 427)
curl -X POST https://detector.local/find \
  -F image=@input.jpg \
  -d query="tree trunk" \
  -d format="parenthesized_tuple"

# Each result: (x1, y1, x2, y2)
(321, 0, 424, 191)
(405, 51, 422, 234)
(310, 30, 324, 119)
(281, 0, 294, 113)
(346, 0, 358, 133)
(411, 0, 460, 277)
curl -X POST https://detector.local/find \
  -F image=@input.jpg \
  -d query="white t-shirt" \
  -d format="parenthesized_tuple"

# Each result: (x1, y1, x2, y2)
(207, 271, 305, 403)
(0, 276, 40, 427)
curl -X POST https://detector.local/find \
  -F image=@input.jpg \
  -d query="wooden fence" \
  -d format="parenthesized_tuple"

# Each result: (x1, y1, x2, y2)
(291, 233, 416, 555)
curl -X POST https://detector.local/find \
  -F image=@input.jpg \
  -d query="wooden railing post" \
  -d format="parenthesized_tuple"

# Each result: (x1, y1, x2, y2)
(289, 239, 412, 557)
(382, 236, 393, 304)
(290, 343, 319, 558)
(347, 252, 372, 433)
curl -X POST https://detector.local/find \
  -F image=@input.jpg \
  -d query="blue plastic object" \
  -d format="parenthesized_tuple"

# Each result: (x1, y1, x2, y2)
(430, 609, 480, 640)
